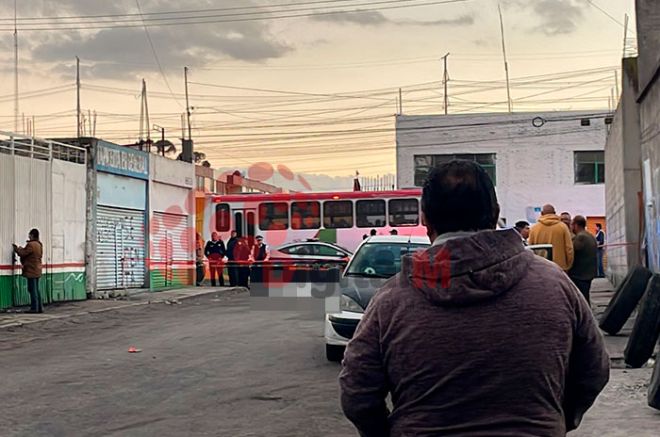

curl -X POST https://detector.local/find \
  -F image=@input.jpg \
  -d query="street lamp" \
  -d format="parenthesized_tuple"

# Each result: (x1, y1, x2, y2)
(153, 124, 165, 155)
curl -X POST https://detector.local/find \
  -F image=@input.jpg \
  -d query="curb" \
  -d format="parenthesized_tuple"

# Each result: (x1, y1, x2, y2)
(0, 286, 246, 330)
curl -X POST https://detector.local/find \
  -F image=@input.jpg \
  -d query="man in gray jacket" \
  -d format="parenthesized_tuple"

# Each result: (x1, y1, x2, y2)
(339, 160, 609, 436)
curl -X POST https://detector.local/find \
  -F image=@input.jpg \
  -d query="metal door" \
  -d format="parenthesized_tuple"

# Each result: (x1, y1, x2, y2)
(233, 209, 256, 244)
(96, 206, 146, 290)
(152, 212, 191, 288)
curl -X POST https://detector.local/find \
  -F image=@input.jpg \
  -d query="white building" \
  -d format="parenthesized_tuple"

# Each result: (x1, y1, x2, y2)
(396, 111, 610, 226)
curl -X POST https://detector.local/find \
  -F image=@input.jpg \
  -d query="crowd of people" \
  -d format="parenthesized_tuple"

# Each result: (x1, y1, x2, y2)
(195, 232, 269, 288)
(513, 206, 606, 303)
(339, 160, 609, 436)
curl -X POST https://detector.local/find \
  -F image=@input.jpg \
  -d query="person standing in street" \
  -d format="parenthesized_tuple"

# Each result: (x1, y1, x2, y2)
(560, 212, 573, 235)
(13, 229, 44, 313)
(226, 230, 239, 287)
(204, 232, 226, 287)
(251, 235, 269, 284)
(529, 204, 574, 271)
(251, 235, 269, 262)
(595, 223, 606, 277)
(514, 220, 530, 245)
(568, 215, 598, 304)
(195, 233, 205, 286)
(234, 236, 251, 288)
(339, 161, 609, 436)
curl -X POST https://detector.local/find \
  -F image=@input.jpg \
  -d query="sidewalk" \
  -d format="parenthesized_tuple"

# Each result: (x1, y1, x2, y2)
(573, 278, 660, 436)
(0, 286, 245, 330)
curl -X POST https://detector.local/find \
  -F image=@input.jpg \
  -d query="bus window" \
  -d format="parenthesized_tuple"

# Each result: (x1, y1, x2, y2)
(324, 201, 353, 229)
(259, 202, 289, 230)
(356, 200, 385, 228)
(291, 201, 320, 229)
(215, 203, 230, 232)
(389, 199, 419, 226)
(234, 211, 243, 237)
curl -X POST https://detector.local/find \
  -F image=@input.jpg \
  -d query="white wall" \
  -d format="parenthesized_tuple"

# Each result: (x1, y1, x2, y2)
(396, 111, 608, 224)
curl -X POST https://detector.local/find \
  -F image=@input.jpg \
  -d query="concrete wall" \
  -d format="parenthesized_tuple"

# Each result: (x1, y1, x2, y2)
(637, 0, 660, 273)
(605, 58, 643, 286)
(636, 0, 660, 90)
(0, 143, 87, 309)
(396, 111, 608, 225)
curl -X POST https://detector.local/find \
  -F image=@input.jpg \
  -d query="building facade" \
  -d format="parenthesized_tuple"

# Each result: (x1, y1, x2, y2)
(636, 0, 660, 273)
(605, 58, 643, 286)
(396, 111, 609, 226)
(0, 133, 87, 309)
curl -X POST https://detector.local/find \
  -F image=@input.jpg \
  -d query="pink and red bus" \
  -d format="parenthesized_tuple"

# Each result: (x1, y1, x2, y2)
(203, 189, 427, 253)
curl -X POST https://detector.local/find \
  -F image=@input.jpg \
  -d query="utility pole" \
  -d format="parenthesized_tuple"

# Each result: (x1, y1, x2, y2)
(14, 0, 19, 134)
(398, 88, 402, 115)
(184, 66, 192, 141)
(139, 80, 145, 144)
(498, 4, 513, 113)
(144, 79, 151, 152)
(441, 53, 450, 115)
(76, 56, 81, 138)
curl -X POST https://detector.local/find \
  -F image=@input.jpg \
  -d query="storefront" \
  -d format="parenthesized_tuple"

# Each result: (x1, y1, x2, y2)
(94, 142, 149, 292)
(149, 155, 195, 290)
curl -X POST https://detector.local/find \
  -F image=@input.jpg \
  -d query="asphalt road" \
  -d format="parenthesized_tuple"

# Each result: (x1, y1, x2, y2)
(0, 290, 657, 437)
(0, 291, 354, 437)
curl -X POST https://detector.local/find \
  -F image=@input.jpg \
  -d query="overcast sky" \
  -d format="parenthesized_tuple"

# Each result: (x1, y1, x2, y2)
(0, 0, 636, 181)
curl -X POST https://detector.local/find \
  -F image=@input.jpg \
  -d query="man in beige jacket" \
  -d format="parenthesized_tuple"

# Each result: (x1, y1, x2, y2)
(529, 205, 574, 271)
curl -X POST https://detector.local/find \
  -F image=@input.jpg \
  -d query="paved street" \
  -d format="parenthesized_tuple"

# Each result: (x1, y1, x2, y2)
(0, 290, 658, 436)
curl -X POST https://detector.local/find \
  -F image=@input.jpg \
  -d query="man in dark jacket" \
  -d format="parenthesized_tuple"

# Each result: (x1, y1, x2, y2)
(204, 232, 225, 286)
(13, 228, 44, 313)
(568, 215, 598, 303)
(339, 160, 609, 437)
(595, 223, 606, 277)
(226, 230, 239, 287)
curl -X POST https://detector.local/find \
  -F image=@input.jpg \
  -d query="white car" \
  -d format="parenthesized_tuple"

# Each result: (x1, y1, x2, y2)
(324, 235, 431, 361)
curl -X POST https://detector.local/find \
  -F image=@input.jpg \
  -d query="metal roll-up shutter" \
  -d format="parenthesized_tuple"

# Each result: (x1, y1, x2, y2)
(152, 212, 191, 288)
(96, 205, 146, 291)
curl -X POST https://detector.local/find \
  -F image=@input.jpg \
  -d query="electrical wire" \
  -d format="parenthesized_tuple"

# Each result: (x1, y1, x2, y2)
(0, 0, 468, 32)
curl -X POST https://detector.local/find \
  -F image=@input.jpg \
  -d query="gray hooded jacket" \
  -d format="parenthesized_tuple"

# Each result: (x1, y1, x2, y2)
(339, 229, 609, 437)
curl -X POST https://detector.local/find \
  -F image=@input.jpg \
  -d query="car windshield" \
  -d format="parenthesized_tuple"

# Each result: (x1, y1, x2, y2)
(346, 243, 429, 278)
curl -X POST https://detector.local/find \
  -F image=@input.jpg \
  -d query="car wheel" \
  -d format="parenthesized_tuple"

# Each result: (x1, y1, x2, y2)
(326, 344, 345, 362)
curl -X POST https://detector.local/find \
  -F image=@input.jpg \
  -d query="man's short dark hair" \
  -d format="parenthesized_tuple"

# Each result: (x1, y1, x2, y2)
(421, 160, 500, 235)
(596, 223, 602, 229)
(573, 216, 587, 229)
(514, 221, 529, 230)
(29, 228, 40, 240)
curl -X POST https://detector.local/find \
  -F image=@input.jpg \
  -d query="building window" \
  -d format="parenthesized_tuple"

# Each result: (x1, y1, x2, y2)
(259, 202, 289, 230)
(215, 204, 230, 232)
(356, 200, 386, 228)
(575, 151, 605, 184)
(323, 201, 353, 229)
(389, 199, 419, 226)
(291, 201, 321, 229)
(413, 154, 497, 186)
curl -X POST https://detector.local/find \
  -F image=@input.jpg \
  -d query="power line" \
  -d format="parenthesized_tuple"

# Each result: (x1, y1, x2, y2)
(0, 0, 363, 21)
(0, 0, 468, 31)
(134, 0, 183, 110)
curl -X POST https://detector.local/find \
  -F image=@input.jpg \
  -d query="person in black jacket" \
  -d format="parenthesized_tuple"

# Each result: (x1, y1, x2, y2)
(204, 232, 226, 286)
(226, 230, 238, 286)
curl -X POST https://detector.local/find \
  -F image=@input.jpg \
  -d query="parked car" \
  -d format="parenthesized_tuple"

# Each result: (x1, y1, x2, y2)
(269, 240, 352, 267)
(324, 235, 431, 361)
